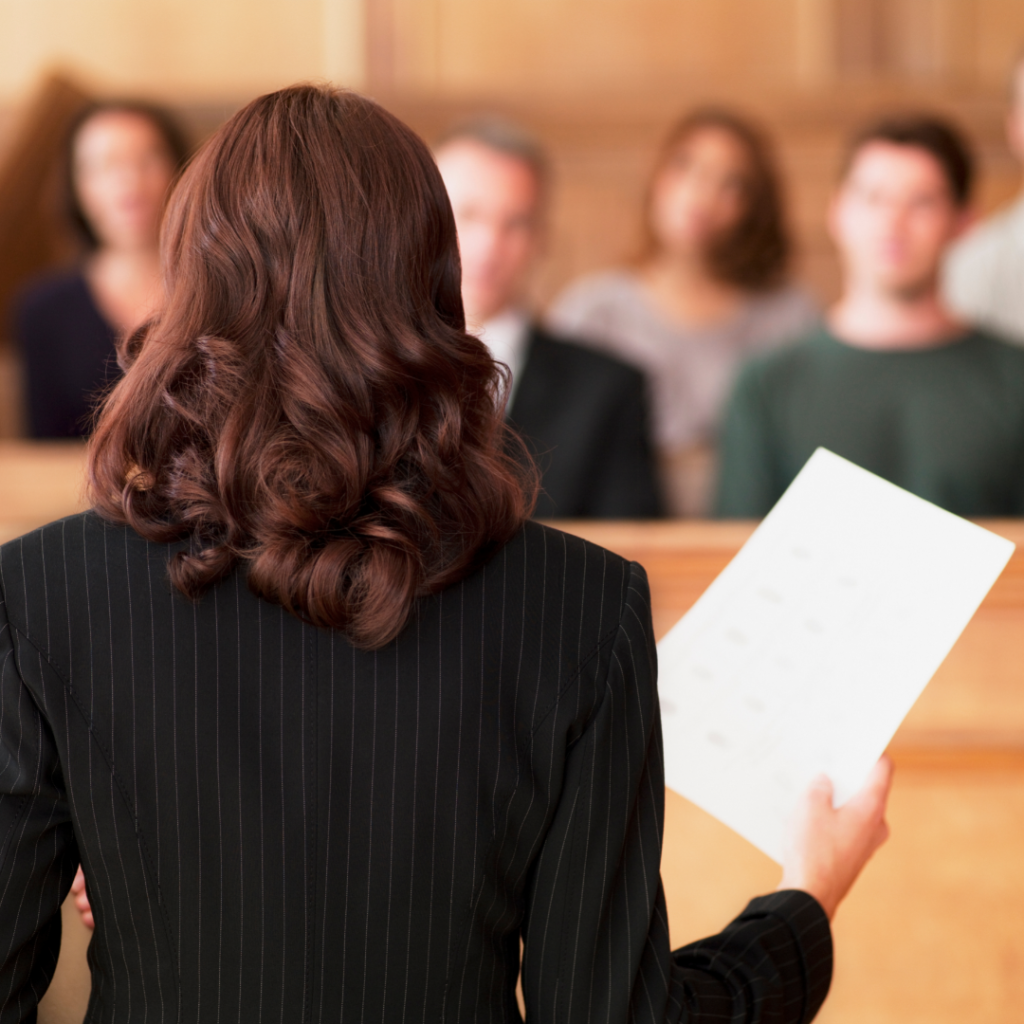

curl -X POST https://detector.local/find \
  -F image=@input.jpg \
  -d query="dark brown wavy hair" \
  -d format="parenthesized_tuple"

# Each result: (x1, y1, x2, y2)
(641, 107, 791, 290)
(88, 85, 537, 649)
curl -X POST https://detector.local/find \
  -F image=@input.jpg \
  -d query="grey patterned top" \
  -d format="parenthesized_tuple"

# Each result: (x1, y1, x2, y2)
(547, 270, 820, 452)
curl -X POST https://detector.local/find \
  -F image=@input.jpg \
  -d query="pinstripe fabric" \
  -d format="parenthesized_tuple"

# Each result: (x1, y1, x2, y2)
(0, 512, 831, 1023)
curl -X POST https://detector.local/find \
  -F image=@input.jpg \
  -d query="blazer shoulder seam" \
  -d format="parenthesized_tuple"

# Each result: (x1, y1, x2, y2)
(527, 559, 637, 740)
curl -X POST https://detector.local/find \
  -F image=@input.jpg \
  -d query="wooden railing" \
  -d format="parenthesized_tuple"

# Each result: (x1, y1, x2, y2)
(3, 442, 1022, 1024)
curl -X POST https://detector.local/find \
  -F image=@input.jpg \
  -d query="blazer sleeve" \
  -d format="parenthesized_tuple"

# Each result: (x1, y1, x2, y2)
(0, 581, 79, 1022)
(519, 562, 832, 1023)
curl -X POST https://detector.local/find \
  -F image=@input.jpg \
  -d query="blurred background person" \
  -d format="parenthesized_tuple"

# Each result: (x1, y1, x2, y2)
(13, 100, 188, 438)
(717, 115, 1024, 518)
(944, 49, 1024, 344)
(435, 119, 662, 518)
(547, 108, 818, 517)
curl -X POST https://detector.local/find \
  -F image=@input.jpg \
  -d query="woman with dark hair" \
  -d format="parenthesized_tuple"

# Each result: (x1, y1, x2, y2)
(549, 109, 819, 516)
(0, 86, 890, 1022)
(14, 100, 188, 437)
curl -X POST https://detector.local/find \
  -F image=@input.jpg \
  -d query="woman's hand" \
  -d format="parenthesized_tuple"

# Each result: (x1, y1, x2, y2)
(778, 757, 893, 920)
(71, 865, 94, 930)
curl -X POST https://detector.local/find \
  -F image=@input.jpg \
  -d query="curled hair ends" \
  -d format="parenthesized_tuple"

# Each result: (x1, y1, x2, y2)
(89, 85, 537, 649)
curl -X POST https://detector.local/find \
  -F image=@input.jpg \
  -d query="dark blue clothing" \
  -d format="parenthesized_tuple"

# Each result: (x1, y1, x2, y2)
(14, 269, 119, 438)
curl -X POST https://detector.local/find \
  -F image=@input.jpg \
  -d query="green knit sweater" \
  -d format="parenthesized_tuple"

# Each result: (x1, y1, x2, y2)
(716, 326, 1024, 518)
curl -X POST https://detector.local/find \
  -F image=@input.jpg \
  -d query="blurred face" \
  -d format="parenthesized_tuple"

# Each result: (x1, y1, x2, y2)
(648, 126, 751, 259)
(73, 111, 177, 251)
(435, 139, 542, 326)
(830, 141, 965, 299)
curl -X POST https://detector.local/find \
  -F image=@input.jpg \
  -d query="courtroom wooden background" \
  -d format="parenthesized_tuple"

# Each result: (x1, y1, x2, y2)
(3, 1, 1024, 437)
(1, 3, 1024, 1022)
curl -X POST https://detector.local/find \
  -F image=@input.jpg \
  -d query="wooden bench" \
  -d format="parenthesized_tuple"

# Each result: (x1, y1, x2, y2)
(3, 442, 1023, 1023)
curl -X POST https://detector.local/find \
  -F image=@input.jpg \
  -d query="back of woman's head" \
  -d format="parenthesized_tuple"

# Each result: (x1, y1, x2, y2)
(89, 85, 536, 649)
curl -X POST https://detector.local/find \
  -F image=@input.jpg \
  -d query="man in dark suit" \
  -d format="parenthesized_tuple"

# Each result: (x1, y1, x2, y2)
(435, 120, 662, 518)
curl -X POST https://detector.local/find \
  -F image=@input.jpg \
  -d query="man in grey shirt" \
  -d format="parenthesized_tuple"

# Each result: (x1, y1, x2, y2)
(944, 51, 1024, 344)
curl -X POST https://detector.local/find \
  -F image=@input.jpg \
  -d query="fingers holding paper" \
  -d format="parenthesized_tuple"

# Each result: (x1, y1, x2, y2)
(778, 756, 894, 920)
(70, 865, 94, 930)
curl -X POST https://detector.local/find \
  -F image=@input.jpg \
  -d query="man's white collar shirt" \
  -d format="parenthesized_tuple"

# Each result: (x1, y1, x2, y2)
(474, 308, 531, 408)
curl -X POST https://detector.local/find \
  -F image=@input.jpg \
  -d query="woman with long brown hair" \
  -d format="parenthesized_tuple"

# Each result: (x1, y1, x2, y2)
(15, 100, 188, 438)
(549, 108, 819, 517)
(0, 86, 889, 1022)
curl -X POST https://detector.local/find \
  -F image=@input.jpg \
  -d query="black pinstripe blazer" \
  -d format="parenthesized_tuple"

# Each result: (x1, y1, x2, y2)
(0, 512, 831, 1023)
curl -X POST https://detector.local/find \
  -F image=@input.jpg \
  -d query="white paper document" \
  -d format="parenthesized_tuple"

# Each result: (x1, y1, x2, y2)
(657, 449, 1015, 863)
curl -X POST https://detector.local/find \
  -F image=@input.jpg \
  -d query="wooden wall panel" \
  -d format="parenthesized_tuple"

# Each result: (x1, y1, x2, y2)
(373, 0, 1024, 97)
(836, 0, 981, 82)
(975, 0, 1024, 89)
(4, 0, 1022, 107)
(0, 350, 25, 439)
(381, 0, 811, 97)
(0, 0, 366, 104)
